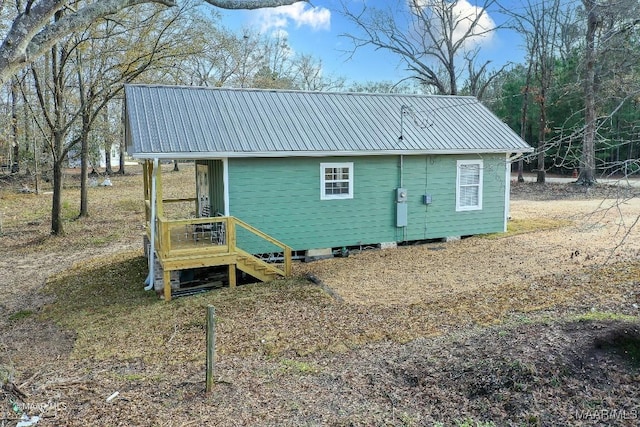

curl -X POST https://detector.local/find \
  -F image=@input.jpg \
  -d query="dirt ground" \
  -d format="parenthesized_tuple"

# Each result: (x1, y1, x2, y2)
(1, 176, 640, 426)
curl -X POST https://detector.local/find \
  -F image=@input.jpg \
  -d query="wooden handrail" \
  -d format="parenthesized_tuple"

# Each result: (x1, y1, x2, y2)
(150, 215, 292, 280)
(163, 197, 197, 204)
(231, 217, 289, 251)
(231, 217, 292, 277)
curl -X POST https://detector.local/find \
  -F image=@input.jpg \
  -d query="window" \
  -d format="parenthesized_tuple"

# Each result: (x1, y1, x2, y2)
(456, 160, 483, 211)
(320, 162, 353, 200)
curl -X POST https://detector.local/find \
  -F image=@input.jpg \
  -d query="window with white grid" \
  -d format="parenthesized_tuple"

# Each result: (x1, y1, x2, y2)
(456, 160, 483, 211)
(320, 162, 353, 200)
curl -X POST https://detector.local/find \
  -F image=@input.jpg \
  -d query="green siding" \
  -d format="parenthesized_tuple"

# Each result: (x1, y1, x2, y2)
(210, 159, 225, 215)
(227, 154, 507, 252)
(401, 155, 507, 240)
(196, 160, 225, 215)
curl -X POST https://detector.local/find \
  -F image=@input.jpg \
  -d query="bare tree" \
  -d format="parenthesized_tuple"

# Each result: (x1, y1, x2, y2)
(580, 0, 598, 185)
(10, 75, 19, 173)
(27, 1, 203, 232)
(578, 0, 640, 185)
(290, 54, 345, 91)
(341, 0, 501, 97)
(0, 0, 303, 84)
(182, 25, 345, 91)
(182, 24, 240, 86)
(505, 0, 565, 183)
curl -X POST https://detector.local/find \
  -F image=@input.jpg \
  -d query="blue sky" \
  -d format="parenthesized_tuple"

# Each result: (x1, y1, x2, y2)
(218, 0, 526, 85)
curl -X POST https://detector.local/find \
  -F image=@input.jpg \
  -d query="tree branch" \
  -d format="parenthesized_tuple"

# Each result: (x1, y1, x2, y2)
(202, 0, 303, 9)
(0, 0, 304, 84)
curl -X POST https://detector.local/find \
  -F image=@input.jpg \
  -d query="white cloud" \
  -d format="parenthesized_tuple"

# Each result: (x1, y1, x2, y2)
(253, 3, 331, 33)
(414, 0, 496, 50)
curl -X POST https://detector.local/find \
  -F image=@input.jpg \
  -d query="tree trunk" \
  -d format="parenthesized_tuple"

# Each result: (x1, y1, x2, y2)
(536, 88, 547, 184)
(11, 77, 20, 173)
(79, 131, 89, 218)
(118, 140, 126, 174)
(50, 10, 65, 235)
(51, 133, 65, 235)
(76, 43, 90, 218)
(105, 149, 113, 175)
(517, 159, 524, 182)
(579, 0, 598, 185)
(518, 61, 534, 183)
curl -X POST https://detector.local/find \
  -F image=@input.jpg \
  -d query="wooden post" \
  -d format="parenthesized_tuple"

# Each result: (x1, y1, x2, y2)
(284, 247, 292, 276)
(228, 264, 236, 288)
(142, 161, 150, 222)
(205, 305, 216, 393)
(155, 162, 164, 218)
(163, 269, 171, 302)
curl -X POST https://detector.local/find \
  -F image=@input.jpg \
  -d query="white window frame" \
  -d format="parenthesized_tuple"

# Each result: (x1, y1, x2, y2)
(456, 159, 483, 211)
(320, 162, 354, 200)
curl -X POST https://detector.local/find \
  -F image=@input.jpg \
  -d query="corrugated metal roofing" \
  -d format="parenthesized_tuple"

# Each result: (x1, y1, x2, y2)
(124, 84, 532, 159)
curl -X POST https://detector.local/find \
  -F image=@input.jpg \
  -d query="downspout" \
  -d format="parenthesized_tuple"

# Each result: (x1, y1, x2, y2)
(398, 105, 408, 241)
(144, 158, 159, 291)
(399, 105, 406, 189)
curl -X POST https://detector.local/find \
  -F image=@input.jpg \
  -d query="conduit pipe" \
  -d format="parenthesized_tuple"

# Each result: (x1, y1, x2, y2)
(144, 158, 159, 291)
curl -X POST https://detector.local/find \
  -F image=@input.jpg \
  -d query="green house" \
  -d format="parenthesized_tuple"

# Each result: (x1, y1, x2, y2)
(125, 85, 532, 262)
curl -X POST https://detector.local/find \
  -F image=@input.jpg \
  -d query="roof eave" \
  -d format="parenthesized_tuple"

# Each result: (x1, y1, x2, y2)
(131, 147, 534, 160)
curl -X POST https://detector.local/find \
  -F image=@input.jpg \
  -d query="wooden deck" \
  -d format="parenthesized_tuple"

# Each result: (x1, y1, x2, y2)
(149, 214, 292, 301)
(142, 160, 292, 301)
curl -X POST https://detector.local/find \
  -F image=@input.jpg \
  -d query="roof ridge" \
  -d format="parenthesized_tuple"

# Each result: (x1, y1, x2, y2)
(124, 83, 477, 100)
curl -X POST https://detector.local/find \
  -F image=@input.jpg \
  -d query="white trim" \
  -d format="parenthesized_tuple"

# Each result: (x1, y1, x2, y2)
(131, 148, 533, 160)
(320, 162, 354, 200)
(504, 153, 511, 232)
(456, 159, 483, 211)
(145, 158, 159, 291)
(222, 158, 230, 216)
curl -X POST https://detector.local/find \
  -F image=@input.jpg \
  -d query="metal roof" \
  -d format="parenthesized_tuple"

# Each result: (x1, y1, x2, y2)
(124, 84, 532, 159)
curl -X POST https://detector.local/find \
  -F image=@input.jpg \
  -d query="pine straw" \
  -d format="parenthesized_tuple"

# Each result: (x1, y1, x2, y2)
(38, 197, 640, 367)
(41, 250, 640, 364)
(296, 198, 640, 309)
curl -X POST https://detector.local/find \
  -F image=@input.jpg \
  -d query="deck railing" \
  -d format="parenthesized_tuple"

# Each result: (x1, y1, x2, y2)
(146, 212, 292, 279)
(232, 217, 292, 277)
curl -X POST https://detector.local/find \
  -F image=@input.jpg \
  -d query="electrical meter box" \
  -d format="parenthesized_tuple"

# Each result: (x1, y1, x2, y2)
(396, 188, 408, 202)
(423, 194, 432, 205)
(396, 188, 408, 227)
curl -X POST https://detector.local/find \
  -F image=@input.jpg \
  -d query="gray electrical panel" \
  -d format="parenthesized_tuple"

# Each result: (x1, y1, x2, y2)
(423, 194, 432, 205)
(396, 188, 408, 227)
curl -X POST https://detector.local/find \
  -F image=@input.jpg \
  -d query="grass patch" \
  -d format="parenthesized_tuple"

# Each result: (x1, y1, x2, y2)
(8, 310, 34, 322)
(88, 232, 124, 246)
(114, 198, 144, 213)
(575, 311, 638, 323)
(481, 217, 572, 239)
(115, 198, 145, 213)
(279, 359, 320, 375)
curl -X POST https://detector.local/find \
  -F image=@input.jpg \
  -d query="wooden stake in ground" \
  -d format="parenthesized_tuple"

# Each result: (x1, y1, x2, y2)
(206, 305, 216, 393)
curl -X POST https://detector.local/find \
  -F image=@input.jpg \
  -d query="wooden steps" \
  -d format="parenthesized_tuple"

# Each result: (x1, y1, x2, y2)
(235, 249, 281, 283)
(149, 214, 291, 301)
